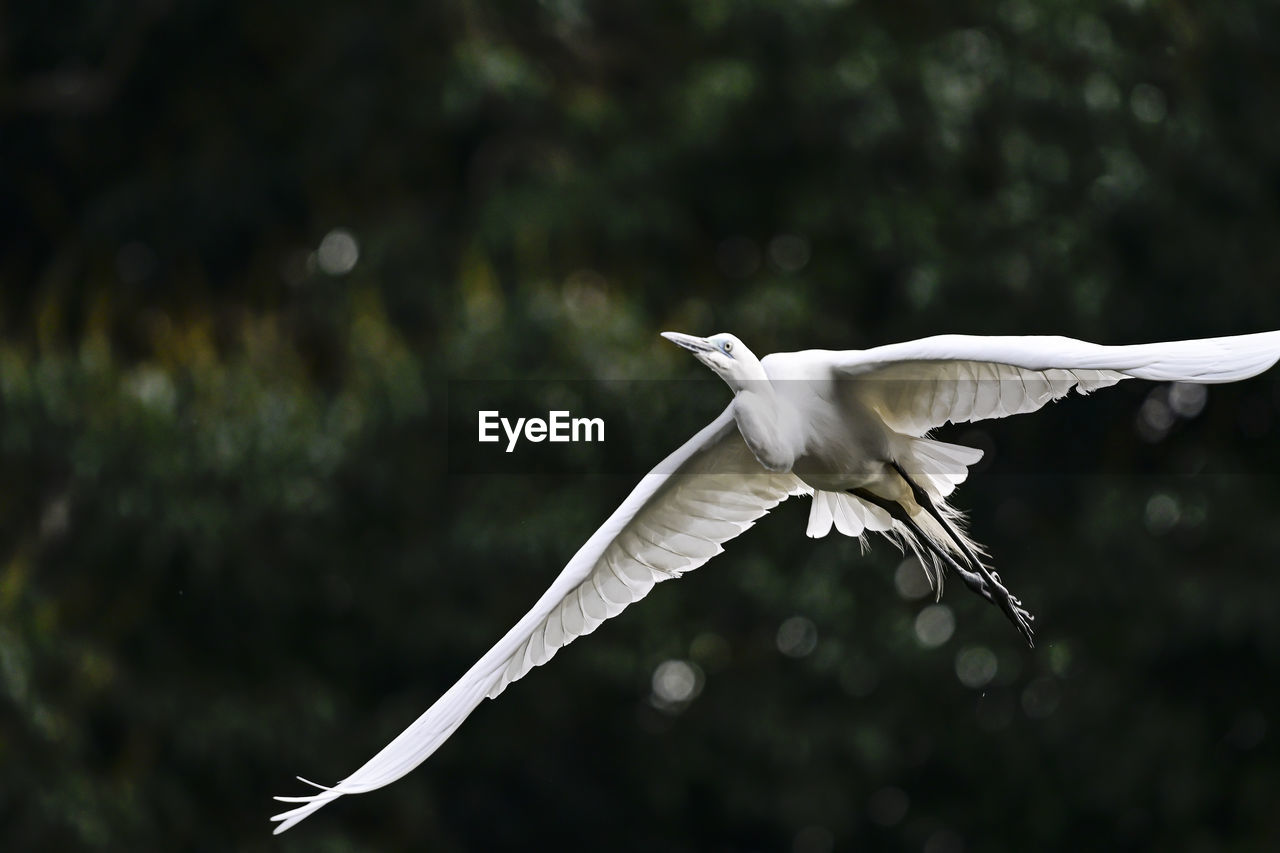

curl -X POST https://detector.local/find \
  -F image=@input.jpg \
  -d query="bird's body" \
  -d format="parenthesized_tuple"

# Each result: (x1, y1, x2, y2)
(273, 329, 1280, 834)
(763, 363, 902, 492)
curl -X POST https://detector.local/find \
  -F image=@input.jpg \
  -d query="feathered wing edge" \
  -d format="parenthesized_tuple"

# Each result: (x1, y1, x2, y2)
(271, 407, 807, 833)
(818, 330, 1280, 438)
(270, 666, 498, 832)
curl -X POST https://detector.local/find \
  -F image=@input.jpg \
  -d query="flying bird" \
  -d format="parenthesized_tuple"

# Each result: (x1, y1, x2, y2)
(273, 329, 1280, 833)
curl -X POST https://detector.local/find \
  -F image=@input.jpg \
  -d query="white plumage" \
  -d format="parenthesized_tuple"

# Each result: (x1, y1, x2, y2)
(273, 329, 1280, 833)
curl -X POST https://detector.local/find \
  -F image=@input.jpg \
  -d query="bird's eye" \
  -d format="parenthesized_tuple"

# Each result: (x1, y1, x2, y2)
(723, 341, 733, 353)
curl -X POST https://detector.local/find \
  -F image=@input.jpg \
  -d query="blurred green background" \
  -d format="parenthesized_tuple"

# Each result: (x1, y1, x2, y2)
(3, 1, 1279, 850)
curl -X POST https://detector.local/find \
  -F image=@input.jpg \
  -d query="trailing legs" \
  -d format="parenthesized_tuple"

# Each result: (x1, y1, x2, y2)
(850, 472, 1035, 646)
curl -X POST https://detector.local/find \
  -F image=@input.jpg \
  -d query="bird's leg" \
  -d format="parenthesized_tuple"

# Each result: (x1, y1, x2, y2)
(848, 488, 993, 602)
(885, 461, 1036, 646)
(848, 487, 1035, 646)
(889, 461, 985, 568)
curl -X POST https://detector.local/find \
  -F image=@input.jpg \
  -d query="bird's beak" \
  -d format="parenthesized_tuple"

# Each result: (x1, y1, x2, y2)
(661, 331, 716, 354)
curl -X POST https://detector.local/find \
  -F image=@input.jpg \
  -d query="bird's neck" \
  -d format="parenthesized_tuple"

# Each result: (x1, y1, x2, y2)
(731, 381, 798, 473)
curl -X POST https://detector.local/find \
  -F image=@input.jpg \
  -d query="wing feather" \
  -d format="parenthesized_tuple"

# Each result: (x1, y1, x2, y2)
(810, 331, 1280, 436)
(271, 406, 806, 833)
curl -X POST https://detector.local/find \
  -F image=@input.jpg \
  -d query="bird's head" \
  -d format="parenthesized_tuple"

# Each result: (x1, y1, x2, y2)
(661, 331, 766, 391)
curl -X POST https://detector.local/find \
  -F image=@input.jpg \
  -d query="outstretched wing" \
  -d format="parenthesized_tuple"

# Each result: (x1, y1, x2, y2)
(822, 331, 1280, 436)
(272, 405, 808, 833)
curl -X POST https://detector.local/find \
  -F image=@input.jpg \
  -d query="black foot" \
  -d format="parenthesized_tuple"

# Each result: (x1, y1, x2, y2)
(944, 557, 1035, 646)
(981, 572, 1035, 647)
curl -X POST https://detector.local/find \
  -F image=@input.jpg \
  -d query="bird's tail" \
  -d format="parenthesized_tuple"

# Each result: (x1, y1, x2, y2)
(805, 487, 985, 596)
(806, 437, 988, 593)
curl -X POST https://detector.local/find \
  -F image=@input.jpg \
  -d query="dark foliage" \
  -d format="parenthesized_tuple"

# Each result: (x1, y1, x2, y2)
(2, 2, 1278, 850)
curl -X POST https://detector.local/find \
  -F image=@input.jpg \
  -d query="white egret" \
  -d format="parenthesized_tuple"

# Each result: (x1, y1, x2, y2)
(273, 329, 1280, 833)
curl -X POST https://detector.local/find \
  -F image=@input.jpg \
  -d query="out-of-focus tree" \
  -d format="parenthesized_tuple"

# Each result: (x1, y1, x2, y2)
(1, 1, 1278, 850)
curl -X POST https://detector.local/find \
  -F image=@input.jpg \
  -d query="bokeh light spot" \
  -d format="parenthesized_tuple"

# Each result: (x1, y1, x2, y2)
(894, 557, 934, 600)
(1144, 493, 1180, 535)
(1075, 15, 1112, 54)
(914, 604, 955, 648)
(1136, 393, 1174, 442)
(1130, 83, 1167, 124)
(1084, 72, 1121, 110)
(955, 646, 998, 688)
(1048, 643, 1072, 677)
(1168, 383, 1207, 418)
(776, 616, 818, 658)
(651, 659, 704, 712)
(317, 228, 359, 275)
